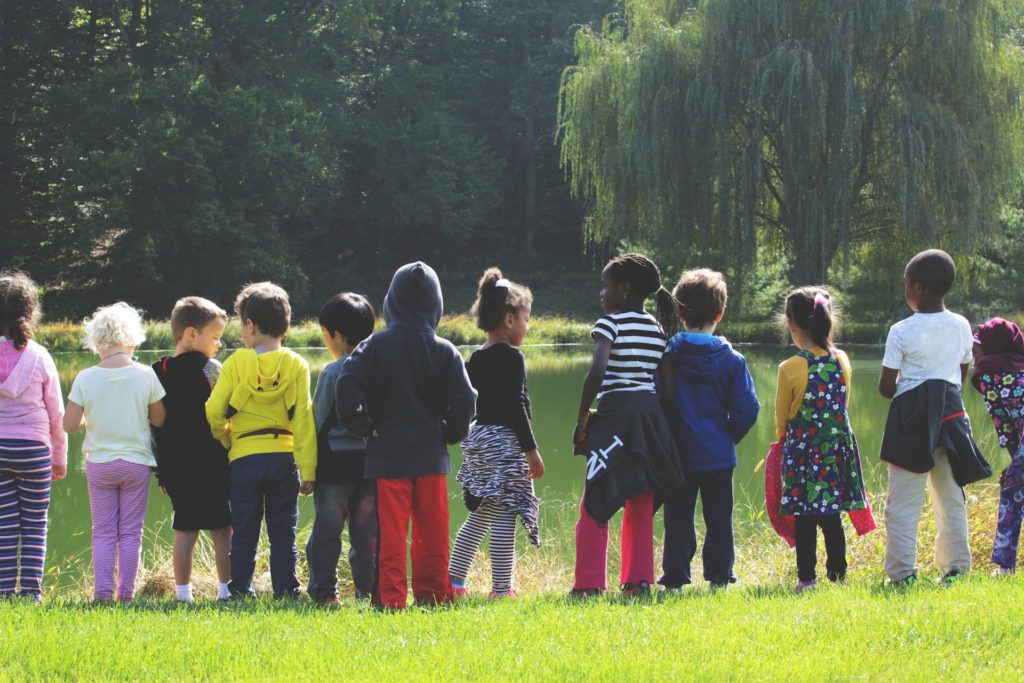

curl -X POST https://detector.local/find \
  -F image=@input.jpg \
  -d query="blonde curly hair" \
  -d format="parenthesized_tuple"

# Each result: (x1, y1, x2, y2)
(83, 302, 147, 352)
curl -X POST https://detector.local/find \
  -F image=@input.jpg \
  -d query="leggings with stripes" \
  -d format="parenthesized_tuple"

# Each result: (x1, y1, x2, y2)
(449, 499, 517, 593)
(0, 439, 52, 597)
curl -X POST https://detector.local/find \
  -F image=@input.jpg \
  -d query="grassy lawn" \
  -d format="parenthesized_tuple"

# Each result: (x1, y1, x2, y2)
(2, 575, 1022, 681)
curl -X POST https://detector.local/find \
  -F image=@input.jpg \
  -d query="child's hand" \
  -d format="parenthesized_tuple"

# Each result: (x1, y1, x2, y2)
(526, 449, 545, 479)
(573, 411, 594, 448)
(300, 481, 314, 495)
(159, 486, 168, 495)
(51, 463, 67, 481)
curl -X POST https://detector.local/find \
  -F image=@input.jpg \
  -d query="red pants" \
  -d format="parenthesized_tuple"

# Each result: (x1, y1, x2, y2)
(374, 475, 453, 609)
(573, 490, 655, 590)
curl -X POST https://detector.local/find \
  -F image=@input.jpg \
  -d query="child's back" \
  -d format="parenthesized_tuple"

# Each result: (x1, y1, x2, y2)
(883, 308, 973, 398)
(336, 262, 476, 478)
(664, 334, 759, 472)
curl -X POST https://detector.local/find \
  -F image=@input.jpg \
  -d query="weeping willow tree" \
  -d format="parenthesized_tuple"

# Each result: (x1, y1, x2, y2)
(558, 0, 1022, 283)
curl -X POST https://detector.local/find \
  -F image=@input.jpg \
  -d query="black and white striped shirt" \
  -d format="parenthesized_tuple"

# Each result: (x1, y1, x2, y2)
(592, 311, 667, 397)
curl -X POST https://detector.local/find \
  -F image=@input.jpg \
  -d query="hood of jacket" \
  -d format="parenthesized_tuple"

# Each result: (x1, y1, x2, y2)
(0, 340, 42, 400)
(226, 348, 303, 416)
(666, 333, 736, 383)
(383, 262, 443, 330)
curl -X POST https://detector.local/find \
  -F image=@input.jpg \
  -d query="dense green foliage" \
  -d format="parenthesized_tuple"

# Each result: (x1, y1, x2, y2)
(0, 1, 614, 317)
(558, 0, 1024, 286)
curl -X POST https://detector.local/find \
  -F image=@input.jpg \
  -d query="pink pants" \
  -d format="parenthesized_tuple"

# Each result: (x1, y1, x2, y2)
(573, 490, 655, 590)
(86, 460, 151, 600)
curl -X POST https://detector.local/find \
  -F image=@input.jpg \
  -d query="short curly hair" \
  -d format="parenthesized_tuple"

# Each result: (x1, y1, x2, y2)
(83, 302, 147, 352)
(905, 249, 956, 296)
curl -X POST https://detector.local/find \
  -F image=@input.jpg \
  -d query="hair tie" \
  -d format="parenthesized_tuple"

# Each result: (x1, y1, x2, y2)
(494, 279, 511, 289)
(16, 316, 26, 323)
(813, 293, 829, 310)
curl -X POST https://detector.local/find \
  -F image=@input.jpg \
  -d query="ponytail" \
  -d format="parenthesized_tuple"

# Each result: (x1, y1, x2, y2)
(0, 270, 40, 351)
(655, 286, 679, 337)
(780, 286, 837, 351)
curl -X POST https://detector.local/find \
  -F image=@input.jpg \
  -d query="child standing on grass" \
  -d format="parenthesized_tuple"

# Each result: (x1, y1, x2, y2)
(659, 269, 759, 591)
(205, 282, 316, 599)
(571, 254, 683, 598)
(64, 303, 166, 602)
(305, 293, 377, 604)
(776, 287, 867, 591)
(0, 271, 67, 601)
(335, 262, 477, 609)
(152, 297, 231, 603)
(449, 269, 544, 599)
(969, 317, 1024, 574)
(879, 249, 989, 586)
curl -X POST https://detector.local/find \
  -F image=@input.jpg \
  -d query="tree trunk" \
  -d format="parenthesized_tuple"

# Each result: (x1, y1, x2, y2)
(522, 44, 536, 254)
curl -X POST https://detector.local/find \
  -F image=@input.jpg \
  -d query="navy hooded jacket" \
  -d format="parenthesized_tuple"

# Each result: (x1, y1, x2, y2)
(664, 332, 760, 472)
(335, 262, 478, 479)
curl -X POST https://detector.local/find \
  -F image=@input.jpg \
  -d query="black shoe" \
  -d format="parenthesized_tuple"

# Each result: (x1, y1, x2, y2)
(940, 570, 966, 585)
(568, 588, 604, 600)
(890, 573, 918, 588)
(621, 581, 651, 597)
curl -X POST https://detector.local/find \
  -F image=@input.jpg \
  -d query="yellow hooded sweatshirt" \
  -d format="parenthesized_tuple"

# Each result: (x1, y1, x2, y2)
(205, 347, 317, 481)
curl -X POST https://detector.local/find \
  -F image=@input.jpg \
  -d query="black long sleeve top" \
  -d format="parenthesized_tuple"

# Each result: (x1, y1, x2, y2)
(466, 343, 537, 452)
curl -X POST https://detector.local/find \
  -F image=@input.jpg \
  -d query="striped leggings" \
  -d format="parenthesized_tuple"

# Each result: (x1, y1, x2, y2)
(0, 439, 52, 597)
(86, 460, 151, 600)
(449, 499, 517, 593)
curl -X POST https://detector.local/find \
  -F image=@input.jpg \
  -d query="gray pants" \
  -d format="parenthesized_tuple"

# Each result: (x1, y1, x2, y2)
(305, 480, 377, 599)
(884, 447, 972, 581)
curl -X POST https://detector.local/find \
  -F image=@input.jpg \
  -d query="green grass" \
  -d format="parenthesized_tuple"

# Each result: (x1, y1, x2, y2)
(4, 485, 1015, 680)
(2, 576, 1022, 680)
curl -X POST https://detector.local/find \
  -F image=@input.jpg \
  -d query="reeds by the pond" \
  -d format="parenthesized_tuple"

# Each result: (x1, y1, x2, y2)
(48, 482, 1004, 600)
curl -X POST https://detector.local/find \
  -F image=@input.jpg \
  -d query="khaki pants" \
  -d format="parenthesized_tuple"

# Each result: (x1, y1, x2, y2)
(883, 447, 972, 581)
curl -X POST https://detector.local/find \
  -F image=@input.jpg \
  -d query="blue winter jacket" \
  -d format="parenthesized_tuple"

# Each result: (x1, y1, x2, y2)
(664, 332, 760, 472)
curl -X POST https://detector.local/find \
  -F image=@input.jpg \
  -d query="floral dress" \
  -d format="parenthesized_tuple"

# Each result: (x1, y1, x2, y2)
(974, 371, 1024, 568)
(780, 349, 867, 516)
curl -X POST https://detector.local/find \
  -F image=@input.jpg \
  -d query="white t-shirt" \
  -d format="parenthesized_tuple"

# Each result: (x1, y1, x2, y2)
(68, 363, 166, 466)
(882, 311, 973, 398)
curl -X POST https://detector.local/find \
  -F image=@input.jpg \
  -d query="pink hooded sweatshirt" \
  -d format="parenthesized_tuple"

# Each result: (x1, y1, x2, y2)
(0, 339, 67, 465)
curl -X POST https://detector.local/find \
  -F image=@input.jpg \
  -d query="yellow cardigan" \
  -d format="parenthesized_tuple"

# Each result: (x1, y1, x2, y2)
(775, 347, 852, 439)
(205, 347, 317, 481)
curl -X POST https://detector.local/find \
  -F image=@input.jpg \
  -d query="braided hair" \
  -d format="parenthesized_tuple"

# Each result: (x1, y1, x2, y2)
(471, 267, 533, 332)
(604, 253, 677, 335)
(0, 271, 40, 351)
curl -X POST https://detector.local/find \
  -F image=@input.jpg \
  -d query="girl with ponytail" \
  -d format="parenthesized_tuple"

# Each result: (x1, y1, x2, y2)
(774, 286, 871, 591)
(570, 253, 683, 598)
(449, 268, 543, 598)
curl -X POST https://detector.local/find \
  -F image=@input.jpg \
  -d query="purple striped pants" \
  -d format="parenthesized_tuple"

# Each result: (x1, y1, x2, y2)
(86, 460, 151, 600)
(0, 439, 52, 597)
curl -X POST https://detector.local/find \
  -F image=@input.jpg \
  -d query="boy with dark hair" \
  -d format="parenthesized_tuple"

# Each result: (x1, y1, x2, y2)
(336, 262, 477, 609)
(206, 282, 316, 598)
(879, 249, 990, 585)
(659, 269, 760, 590)
(305, 293, 378, 604)
(154, 296, 231, 602)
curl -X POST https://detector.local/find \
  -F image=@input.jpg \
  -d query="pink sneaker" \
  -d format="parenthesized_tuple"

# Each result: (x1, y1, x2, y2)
(795, 579, 817, 593)
(488, 589, 518, 599)
(451, 584, 468, 599)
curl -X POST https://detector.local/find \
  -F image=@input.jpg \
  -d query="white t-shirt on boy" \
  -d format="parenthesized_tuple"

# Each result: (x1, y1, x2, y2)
(882, 310, 973, 399)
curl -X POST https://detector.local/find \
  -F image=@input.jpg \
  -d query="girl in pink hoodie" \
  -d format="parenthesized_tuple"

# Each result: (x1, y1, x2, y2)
(0, 271, 66, 601)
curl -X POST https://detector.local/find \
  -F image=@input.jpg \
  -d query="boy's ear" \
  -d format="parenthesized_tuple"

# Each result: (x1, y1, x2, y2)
(714, 309, 726, 323)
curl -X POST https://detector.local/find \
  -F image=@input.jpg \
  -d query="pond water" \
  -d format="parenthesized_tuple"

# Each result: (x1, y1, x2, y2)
(43, 345, 1005, 588)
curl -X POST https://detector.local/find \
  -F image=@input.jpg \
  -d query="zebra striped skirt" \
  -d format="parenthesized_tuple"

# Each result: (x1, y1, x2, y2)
(457, 423, 540, 546)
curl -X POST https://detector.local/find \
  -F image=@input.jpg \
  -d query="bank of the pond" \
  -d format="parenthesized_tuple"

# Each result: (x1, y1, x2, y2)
(34, 317, 889, 351)
(3, 574, 1022, 680)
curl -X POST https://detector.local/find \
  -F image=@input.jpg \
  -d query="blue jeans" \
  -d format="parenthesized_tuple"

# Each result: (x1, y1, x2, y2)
(228, 453, 300, 598)
(305, 480, 377, 600)
(660, 468, 737, 587)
